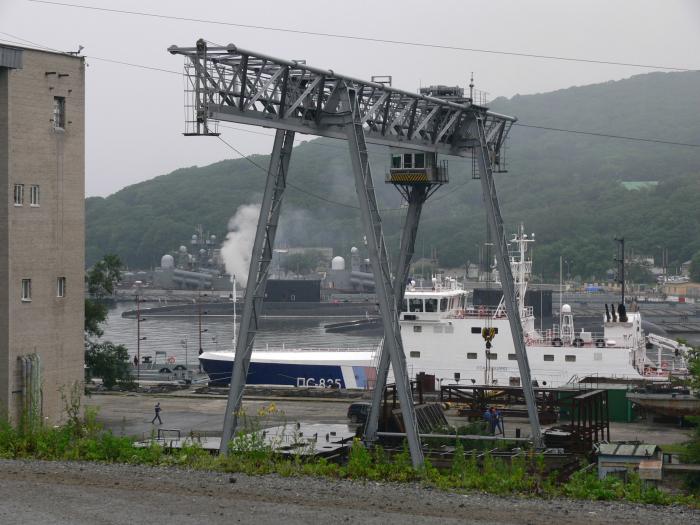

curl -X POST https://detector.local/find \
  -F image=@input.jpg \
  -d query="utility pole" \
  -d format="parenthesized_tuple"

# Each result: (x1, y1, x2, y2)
(615, 237, 625, 305)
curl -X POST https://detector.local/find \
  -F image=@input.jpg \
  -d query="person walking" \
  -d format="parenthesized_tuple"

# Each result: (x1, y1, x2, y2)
(483, 406, 494, 434)
(151, 402, 162, 425)
(493, 407, 504, 436)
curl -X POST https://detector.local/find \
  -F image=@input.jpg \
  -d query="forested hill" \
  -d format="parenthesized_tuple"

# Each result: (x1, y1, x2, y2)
(86, 70, 700, 281)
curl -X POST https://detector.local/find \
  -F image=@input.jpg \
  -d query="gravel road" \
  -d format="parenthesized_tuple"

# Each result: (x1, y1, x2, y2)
(0, 460, 697, 525)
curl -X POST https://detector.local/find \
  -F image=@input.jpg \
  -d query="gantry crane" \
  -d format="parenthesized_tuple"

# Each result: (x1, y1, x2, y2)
(168, 40, 544, 467)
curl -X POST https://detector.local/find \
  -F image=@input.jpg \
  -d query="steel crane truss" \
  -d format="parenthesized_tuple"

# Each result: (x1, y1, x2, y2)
(168, 41, 514, 159)
(168, 40, 540, 465)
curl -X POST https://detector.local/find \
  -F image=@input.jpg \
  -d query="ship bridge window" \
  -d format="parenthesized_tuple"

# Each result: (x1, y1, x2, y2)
(467, 352, 477, 359)
(508, 353, 517, 361)
(486, 352, 497, 360)
(565, 355, 576, 362)
(401, 299, 408, 312)
(543, 355, 554, 362)
(414, 153, 425, 168)
(391, 154, 401, 168)
(409, 298, 423, 312)
(425, 298, 438, 312)
(440, 298, 448, 312)
(413, 325, 422, 333)
(433, 325, 443, 333)
(471, 327, 481, 334)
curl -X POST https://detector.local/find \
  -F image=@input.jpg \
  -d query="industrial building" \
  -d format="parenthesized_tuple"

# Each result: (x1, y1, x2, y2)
(0, 45, 85, 424)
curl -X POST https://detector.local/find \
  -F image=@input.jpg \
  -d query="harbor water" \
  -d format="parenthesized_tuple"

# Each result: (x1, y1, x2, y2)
(102, 302, 381, 365)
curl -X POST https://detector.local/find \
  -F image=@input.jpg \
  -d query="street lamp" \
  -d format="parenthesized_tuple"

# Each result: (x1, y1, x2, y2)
(134, 281, 147, 381)
(181, 338, 188, 367)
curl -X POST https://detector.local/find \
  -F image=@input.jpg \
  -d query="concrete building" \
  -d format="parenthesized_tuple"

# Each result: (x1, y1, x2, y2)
(0, 45, 85, 424)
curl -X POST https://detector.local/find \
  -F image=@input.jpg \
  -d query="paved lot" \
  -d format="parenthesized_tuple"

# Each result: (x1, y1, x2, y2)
(86, 391, 694, 447)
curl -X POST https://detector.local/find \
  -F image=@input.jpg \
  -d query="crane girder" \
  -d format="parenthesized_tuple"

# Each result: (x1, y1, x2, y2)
(168, 40, 515, 158)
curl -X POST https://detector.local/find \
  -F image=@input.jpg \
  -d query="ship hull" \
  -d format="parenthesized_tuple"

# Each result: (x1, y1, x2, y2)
(199, 351, 377, 389)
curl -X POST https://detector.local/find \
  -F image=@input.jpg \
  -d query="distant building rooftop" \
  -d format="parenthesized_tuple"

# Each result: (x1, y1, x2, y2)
(621, 181, 659, 191)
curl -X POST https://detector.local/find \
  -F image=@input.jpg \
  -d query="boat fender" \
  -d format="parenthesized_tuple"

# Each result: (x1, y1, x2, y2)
(573, 338, 584, 348)
(552, 337, 563, 347)
(595, 339, 605, 348)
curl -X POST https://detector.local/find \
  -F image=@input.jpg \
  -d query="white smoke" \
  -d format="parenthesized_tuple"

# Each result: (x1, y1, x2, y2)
(220, 204, 260, 287)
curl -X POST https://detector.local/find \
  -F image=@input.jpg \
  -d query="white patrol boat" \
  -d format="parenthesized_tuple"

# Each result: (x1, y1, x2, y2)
(398, 225, 687, 388)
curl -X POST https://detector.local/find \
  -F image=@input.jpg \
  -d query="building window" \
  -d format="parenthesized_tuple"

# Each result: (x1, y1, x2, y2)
(30, 185, 40, 206)
(543, 354, 555, 362)
(508, 353, 517, 361)
(565, 355, 576, 362)
(13, 184, 24, 205)
(410, 351, 420, 358)
(21, 279, 31, 301)
(57, 277, 66, 298)
(53, 96, 66, 129)
(467, 352, 477, 359)
(413, 325, 422, 333)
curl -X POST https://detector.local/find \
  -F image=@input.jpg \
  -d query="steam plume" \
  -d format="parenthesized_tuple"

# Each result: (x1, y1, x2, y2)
(220, 204, 260, 287)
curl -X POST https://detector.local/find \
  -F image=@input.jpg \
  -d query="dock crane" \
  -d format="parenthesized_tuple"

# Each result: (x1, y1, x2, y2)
(168, 40, 544, 466)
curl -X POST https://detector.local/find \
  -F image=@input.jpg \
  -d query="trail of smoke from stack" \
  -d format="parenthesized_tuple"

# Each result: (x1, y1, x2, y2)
(220, 204, 260, 287)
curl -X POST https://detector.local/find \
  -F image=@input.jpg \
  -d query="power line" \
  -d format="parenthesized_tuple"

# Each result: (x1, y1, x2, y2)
(513, 123, 700, 148)
(216, 134, 398, 211)
(0, 30, 182, 74)
(4, 29, 699, 150)
(28, 0, 696, 72)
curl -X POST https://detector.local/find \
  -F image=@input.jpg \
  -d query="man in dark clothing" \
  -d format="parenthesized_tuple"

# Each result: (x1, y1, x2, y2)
(483, 407, 494, 434)
(492, 407, 504, 435)
(151, 402, 162, 425)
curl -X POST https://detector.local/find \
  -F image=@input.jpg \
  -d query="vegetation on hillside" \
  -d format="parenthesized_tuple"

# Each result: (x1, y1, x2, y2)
(86, 71, 700, 281)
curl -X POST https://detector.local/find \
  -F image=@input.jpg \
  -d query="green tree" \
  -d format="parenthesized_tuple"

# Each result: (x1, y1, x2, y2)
(85, 298, 108, 338)
(86, 253, 123, 297)
(85, 254, 123, 338)
(690, 252, 700, 283)
(85, 342, 131, 389)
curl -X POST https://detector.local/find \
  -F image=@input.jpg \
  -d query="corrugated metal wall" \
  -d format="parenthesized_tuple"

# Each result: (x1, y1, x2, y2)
(0, 46, 23, 69)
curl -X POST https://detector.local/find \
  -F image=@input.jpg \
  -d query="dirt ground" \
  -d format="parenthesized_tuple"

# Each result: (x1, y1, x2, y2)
(1, 459, 699, 525)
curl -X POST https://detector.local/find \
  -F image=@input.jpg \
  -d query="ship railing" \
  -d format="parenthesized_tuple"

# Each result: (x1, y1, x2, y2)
(447, 305, 504, 319)
(254, 344, 378, 353)
(526, 328, 610, 348)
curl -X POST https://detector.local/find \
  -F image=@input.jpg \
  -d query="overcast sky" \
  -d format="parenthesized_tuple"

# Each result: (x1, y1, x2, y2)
(2, 0, 699, 197)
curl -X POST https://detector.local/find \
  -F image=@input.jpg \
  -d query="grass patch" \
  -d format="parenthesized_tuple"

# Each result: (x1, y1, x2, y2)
(0, 390, 698, 508)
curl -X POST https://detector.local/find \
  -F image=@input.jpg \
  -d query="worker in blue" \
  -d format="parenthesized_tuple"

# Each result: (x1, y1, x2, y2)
(151, 402, 163, 425)
(483, 406, 494, 434)
(492, 407, 504, 435)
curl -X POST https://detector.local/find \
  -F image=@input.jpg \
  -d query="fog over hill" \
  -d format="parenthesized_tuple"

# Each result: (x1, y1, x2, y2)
(86, 71, 700, 281)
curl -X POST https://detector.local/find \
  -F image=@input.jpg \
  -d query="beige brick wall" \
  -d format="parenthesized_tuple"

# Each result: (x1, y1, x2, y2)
(1, 48, 84, 424)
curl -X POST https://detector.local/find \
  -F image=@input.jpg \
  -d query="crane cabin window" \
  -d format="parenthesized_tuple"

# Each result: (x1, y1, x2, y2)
(403, 153, 413, 168)
(414, 153, 425, 168)
(391, 154, 401, 168)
